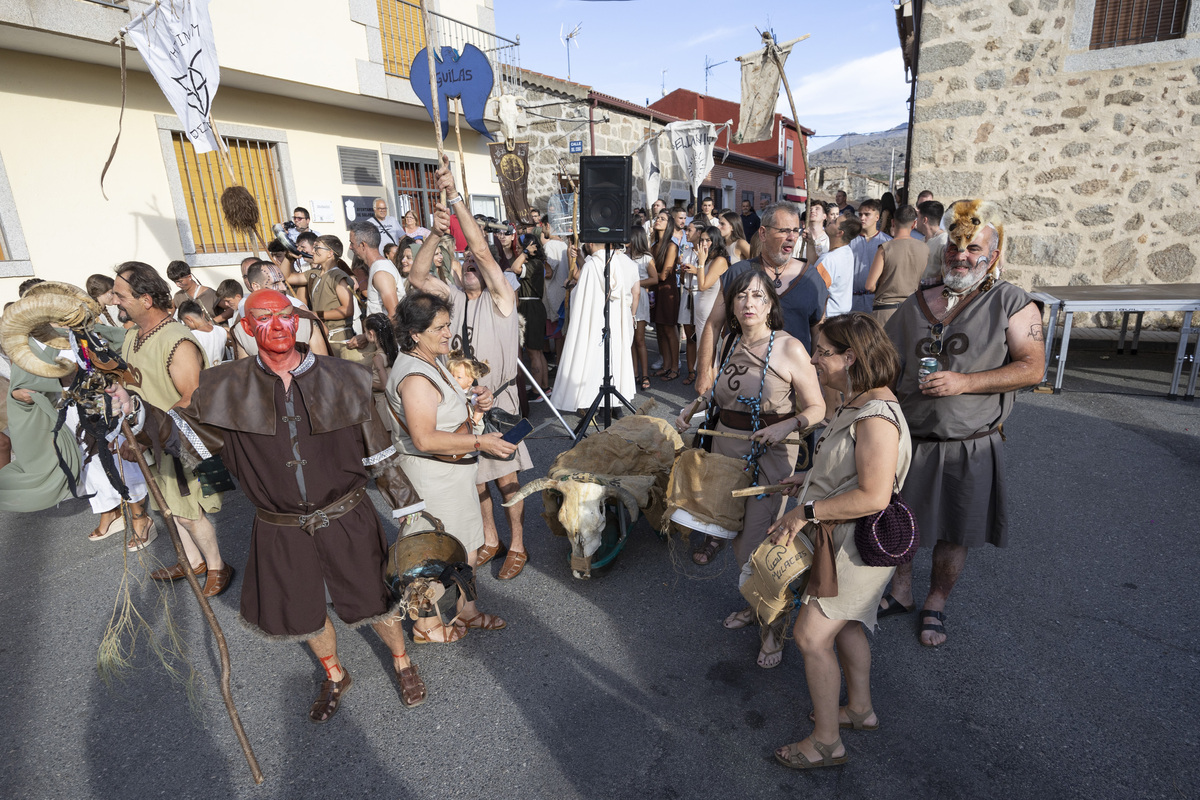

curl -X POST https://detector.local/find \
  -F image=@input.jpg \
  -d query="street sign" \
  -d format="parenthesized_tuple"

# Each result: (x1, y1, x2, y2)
(569, 140, 583, 154)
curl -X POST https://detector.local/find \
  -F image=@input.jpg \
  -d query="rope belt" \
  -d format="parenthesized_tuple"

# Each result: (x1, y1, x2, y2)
(255, 485, 367, 535)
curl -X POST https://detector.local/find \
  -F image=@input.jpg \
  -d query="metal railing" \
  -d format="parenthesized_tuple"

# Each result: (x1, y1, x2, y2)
(376, 0, 520, 99)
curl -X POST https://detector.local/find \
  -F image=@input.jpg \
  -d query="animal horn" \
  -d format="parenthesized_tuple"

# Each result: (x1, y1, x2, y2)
(503, 477, 558, 507)
(0, 283, 101, 379)
(601, 484, 641, 522)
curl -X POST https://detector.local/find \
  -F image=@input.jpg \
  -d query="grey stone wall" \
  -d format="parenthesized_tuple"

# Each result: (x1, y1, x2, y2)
(909, 0, 1199, 325)
(511, 73, 691, 214)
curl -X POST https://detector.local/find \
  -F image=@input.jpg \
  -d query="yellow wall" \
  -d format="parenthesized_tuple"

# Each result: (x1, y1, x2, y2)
(0, 49, 499, 306)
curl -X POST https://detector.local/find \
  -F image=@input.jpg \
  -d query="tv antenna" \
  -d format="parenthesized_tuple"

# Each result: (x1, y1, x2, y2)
(560, 22, 582, 81)
(661, 68, 668, 96)
(704, 56, 727, 94)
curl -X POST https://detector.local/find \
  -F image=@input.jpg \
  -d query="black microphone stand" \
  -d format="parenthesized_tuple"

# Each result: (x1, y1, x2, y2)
(573, 242, 636, 444)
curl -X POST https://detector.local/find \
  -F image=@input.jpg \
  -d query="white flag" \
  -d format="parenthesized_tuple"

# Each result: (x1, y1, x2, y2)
(125, 0, 221, 153)
(635, 139, 662, 209)
(734, 39, 796, 145)
(665, 120, 717, 202)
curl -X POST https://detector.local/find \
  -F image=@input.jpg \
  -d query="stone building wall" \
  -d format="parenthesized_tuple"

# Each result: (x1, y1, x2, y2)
(813, 168, 891, 202)
(509, 72, 690, 214)
(908, 0, 1199, 315)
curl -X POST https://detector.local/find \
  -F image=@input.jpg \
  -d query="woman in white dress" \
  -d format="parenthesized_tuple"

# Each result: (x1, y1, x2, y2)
(628, 227, 658, 391)
(387, 292, 515, 642)
(550, 242, 638, 412)
(718, 211, 752, 263)
(684, 225, 730, 344)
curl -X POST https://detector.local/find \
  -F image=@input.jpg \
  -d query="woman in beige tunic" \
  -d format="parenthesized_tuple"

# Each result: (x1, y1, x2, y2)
(387, 293, 516, 642)
(766, 313, 911, 771)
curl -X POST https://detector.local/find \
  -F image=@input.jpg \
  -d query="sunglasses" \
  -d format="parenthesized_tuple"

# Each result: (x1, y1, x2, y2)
(929, 322, 945, 356)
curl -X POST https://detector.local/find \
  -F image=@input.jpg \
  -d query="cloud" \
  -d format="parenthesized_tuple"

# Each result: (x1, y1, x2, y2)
(779, 47, 910, 136)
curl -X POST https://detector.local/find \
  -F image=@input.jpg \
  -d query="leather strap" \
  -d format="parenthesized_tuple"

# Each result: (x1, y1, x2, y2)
(719, 408, 796, 431)
(255, 485, 367, 535)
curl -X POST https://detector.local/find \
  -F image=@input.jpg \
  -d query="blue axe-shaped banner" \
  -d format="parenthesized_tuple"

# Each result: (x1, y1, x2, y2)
(409, 44, 495, 142)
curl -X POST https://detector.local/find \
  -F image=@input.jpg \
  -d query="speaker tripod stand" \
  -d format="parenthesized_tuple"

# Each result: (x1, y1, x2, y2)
(573, 242, 636, 444)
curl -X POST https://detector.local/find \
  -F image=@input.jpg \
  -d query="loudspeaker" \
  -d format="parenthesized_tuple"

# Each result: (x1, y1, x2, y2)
(579, 156, 633, 243)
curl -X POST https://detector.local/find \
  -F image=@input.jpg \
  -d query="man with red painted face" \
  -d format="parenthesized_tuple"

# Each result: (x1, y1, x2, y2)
(112, 288, 432, 720)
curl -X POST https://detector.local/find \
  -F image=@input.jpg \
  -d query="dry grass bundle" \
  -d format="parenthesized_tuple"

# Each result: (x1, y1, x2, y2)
(220, 185, 261, 234)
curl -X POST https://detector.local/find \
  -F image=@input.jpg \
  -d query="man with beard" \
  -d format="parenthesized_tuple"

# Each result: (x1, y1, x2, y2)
(880, 200, 1044, 647)
(111, 288, 430, 718)
(406, 156, 533, 581)
(695, 201, 829, 397)
(111, 261, 230, 593)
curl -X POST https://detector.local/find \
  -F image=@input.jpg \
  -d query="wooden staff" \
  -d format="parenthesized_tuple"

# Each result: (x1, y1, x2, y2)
(120, 419, 263, 785)
(732, 483, 790, 498)
(697, 428, 805, 446)
(418, 0, 448, 206)
(453, 99, 470, 205)
(766, 35, 815, 265)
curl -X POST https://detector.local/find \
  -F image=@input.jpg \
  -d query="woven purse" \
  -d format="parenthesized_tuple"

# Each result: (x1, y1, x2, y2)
(854, 488, 918, 567)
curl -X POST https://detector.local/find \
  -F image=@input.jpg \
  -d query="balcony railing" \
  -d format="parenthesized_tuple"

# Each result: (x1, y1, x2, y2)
(79, 0, 129, 8)
(377, 0, 520, 100)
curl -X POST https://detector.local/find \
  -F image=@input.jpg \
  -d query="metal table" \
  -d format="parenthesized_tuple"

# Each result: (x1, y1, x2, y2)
(1033, 283, 1200, 400)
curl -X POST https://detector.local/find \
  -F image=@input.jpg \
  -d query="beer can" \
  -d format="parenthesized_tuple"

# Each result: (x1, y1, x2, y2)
(918, 357, 940, 381)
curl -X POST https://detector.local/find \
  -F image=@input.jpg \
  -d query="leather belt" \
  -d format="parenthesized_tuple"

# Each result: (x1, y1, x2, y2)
(872, 302, 902, 310)
(911, 426, 1003, 444)
(719, 408, 796, 431)
(255, 485, 367, 535)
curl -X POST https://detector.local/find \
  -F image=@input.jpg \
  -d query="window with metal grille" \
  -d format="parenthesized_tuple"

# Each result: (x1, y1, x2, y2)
(172, 132, 286, 254)
(391, 156, 441, 226)
(377, 0, 426, 78)
(1090, 0, 1191, 49)
(338, 147, 383, 186)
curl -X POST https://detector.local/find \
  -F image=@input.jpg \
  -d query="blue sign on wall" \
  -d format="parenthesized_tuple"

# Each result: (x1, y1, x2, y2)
(569, 140, 583, 154)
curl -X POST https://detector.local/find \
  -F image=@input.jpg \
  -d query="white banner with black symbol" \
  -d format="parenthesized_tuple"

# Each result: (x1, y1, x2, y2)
(635, 138, 662, 209)
(665, 120, 718, 202)
(125, 0, 221, 153)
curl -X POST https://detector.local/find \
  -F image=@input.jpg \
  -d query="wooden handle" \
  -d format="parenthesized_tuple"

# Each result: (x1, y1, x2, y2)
(697, 428, 804, 446)
(731, 483, 790, 497)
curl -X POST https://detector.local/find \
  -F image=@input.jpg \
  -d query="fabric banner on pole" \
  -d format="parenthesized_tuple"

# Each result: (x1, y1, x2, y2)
(488, 141, 534, 225)
(635, 139, 662, 209)
(734, 39, 796, 145)
(125, 0, 221, 153)
(665, 120, 717, 201)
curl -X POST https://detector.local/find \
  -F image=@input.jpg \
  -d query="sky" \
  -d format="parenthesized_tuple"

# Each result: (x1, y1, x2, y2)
(492, 0, 911, 150)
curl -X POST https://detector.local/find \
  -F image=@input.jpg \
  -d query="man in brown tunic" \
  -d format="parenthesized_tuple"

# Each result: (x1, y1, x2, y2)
(881, 200, 1044, 647)
(116, 289, 430, 719)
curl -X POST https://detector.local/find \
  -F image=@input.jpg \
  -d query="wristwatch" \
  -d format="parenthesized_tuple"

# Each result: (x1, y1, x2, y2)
(803, 501, 817, 521)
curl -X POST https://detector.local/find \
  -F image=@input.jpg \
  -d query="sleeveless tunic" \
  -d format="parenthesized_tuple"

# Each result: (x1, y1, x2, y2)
(449, 287, 533, 484)
(797, 399, 912, 629)
(711, 331, 800, 569)
(386, 352, 484, 551)
(307, 267, 364, 361)
(885, 281, 1042, 548)
(122, 318, 221, 519)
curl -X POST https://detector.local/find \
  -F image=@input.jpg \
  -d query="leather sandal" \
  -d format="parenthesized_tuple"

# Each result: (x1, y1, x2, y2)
(150, 559, 207, 581)
(476, 541, 507, 568)
(395, 664, 427, 708)
(920, 609, 947, 647)
(809, 706, 880, 730)
(457, 611, 506, 631)
(308, 670, 352, 724)
(88, 514, 125, 542)
(412, 621, 466, 644)
(774, 738, 849, 770)
(201, 564, 235, 597)
(497, 549, 528, 580)
(125, 514, 158, 552)
(692, 535, 724, 566)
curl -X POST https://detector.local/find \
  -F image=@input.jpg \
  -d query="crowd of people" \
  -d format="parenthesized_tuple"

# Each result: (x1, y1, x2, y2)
(0, 165, 1043, 770)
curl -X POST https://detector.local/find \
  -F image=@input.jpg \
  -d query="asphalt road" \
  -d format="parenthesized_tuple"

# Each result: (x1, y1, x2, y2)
(1, 345, 1197, 800)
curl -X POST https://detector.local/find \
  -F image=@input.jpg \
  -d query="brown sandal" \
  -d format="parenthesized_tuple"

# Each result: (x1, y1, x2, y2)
(308, 670, 352, 724)
(457, 611, 506, 631)
(692, 535, 724, 566)
(395, 664, 427, 708)
(497, 549, 528, 580)
(476, 541, 507, 567)
(411, 621, 466, 644)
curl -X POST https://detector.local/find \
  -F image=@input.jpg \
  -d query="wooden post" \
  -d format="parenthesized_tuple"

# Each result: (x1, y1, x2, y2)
(769, 40, 815, 265)
(454, 99, 470, 206)
(418, 0, 448, 206)
(120, 419, 263, 785)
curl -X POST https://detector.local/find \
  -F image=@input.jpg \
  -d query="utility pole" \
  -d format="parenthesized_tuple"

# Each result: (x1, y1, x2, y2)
(661, 68, 668, 97)
(889, 146, 896, 191)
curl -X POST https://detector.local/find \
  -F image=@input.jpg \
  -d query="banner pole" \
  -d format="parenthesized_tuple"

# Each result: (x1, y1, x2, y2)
(454, 99, 470, 206)
(418, 0, 448, 206)
(768, 38, 815, 265)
